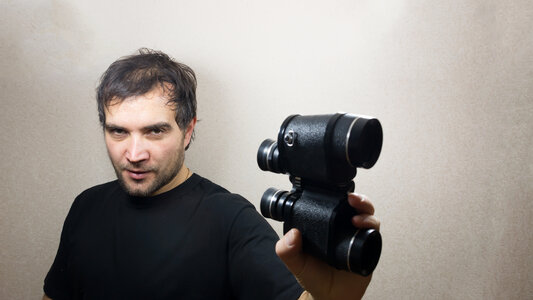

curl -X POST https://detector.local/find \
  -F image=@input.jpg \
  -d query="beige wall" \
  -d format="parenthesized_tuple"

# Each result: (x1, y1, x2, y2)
(1, 0, 532, 298)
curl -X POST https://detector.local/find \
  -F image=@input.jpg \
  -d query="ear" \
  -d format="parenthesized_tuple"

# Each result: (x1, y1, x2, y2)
(183, 117, 197, 148)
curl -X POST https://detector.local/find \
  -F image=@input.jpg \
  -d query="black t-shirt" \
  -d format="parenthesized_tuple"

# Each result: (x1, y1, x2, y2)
(44, 174, 303, 299)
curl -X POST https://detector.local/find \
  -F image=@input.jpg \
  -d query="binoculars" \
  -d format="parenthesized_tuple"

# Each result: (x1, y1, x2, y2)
(257, 113, 383, 276)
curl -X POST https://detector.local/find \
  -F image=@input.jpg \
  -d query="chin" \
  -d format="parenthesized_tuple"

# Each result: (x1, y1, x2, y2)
(120, 180, 155, 197)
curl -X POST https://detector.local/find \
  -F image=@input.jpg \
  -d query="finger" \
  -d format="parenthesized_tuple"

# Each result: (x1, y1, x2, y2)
(352, 214, 381, 231)
(275, 228, 307, 277)
(348, 193, 375, 215)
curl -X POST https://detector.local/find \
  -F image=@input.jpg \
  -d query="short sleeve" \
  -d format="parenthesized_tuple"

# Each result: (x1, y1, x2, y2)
(227, 206, 304, 300)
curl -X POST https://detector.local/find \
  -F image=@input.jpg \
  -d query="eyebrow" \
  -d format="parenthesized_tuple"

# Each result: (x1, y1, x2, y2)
(104, 122, 173, 132)
(143, 122, 172, 132)
(104, 123, 126, 131)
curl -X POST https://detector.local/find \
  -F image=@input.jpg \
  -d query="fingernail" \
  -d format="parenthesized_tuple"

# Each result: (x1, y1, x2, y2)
(352, 193, 364, 201)
(284, 229, 295, 247)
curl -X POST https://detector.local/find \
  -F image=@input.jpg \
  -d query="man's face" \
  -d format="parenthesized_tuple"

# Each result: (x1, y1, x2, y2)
(104, 89, 195, 197)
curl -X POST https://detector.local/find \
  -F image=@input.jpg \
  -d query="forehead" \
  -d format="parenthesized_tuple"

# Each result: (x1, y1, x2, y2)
(105, 90, 177, 126)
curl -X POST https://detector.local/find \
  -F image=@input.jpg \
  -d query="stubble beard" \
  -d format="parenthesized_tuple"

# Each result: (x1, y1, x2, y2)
(112, 148, 185, 197)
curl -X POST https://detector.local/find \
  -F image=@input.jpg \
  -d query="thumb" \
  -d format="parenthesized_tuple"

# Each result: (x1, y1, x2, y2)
(276, 228, 307, 277)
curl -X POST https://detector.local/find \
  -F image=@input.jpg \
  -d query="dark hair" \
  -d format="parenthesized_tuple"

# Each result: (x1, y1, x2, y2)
(96, 48, 197, 141)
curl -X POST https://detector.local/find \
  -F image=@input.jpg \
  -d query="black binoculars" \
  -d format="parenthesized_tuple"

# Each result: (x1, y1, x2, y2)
(257, 113, 383, 276)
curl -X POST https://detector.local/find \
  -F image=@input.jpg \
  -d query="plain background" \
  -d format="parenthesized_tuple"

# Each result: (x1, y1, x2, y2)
(1, 0, 531, 299)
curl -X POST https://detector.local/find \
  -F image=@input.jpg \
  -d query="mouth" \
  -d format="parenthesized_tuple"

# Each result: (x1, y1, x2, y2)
(125, 169, 151, 180)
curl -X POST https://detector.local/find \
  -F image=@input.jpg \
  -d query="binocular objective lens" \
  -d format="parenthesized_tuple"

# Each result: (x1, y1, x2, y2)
(347, 228, 382, 275)
(346, 117, 383, 169)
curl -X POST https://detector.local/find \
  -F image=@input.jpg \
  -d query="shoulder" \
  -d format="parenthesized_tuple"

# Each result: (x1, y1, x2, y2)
(191, 175, 267, 230)
(78, 180, 121, 199)
(193, 175, 255, 212)
(69, 180, 122, 213)
(58, 180, 122, 234)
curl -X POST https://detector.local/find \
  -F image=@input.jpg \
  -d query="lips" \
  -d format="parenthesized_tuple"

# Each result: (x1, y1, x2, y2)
(126, 169, 150, 180)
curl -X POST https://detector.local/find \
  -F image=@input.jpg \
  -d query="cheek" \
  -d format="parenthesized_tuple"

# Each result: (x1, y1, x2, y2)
(154, 140, 183, 161)
(105, 140, 124, 162)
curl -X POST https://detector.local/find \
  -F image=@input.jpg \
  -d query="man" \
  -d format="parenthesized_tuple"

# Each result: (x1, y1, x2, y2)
(43, 49, 380, 299)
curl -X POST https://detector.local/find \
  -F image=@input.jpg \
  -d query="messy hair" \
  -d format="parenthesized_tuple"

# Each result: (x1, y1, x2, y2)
(96, 48, 197, 146)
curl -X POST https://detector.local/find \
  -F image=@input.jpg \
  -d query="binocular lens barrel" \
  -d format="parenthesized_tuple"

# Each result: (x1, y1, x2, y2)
(343, 116, 383, 169)
(339, 228, 382, 276)
(260, 188, 381, 275)
(257, 113, 383, 183)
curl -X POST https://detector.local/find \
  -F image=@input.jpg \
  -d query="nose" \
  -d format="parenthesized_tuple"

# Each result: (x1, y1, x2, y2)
(125, 136, 149, 163)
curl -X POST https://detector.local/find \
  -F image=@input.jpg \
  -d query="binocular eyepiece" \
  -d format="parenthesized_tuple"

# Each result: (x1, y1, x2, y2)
(257, 113, 383, 276)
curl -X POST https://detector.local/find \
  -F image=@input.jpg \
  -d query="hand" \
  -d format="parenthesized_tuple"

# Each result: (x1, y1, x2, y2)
(276, 193, 380, 300)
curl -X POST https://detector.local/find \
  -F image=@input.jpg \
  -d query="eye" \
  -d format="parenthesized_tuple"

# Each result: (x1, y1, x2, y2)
(112, 128, 126, 135)
(144, 124, 171, 138)
(109, 128, 127, 137)
(105, 126, 128, 138)
(150, 128, 163, 135)
(147, 127, 169, 138)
